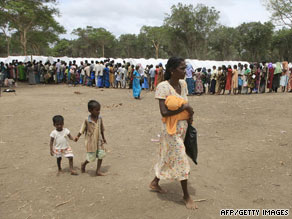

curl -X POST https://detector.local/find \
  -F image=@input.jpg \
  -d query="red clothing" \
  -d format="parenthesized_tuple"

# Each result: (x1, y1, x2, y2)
(225, 68, 233, 90)
(255, 68, 261, 89)
(288, 70, 292, 92)
(154, 68, 159, 87)
(267, 68, 274, 89)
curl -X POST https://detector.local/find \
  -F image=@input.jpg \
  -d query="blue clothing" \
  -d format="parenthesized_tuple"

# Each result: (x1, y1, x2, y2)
(186, 78, 194, 94)
(238, 77, 243, 86)
(142, 77, 149, 89)
(149, 68, 156, 78)
(186, 64, 194, 78)
(67, 66, 71, 83)
(103, 67, 110, 88)
(133, 70, 141, 98)
(98, 76, 104, 87)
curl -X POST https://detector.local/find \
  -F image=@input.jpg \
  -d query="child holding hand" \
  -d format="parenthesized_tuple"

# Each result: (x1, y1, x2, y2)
(75, 100, 107, 176)
(50, 115, 78, 175)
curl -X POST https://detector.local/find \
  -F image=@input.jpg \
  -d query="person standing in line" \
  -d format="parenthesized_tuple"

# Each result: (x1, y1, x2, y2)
(242, 64, 250, 94)
(195, 68, 204, 95)
(56, 59, 62, 83)
(103, 63, 110, 88)
(273, 62, 282, 93)
(225, 65, 233, 95)
(231, 65, 238, 95)
(260, 62, 268, 93)
(280, 61, 289, 92)
(84, 63, 91, 86)
(28, 62, 36, 85)
(185, 63, 195, 95)
(287, 67, 292, 92)
(97, 61, 105, 88)
(109, 63, 115, 88)
(94, 61, 100, 87)
(116, 63, 122, 89)
(149, 65, 156, 91)
(210, 66, 217, 95)
(267, 63, 274, 93)
(248, 64, 256, 94)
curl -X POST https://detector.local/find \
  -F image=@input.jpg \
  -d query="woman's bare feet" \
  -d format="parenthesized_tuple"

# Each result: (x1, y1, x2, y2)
(96, 171, 106, 176)
(183, 196, 198, 210)
(149, 180, 167, 194)
(70, 170, 78, 175)
(81, 162, 86, 173)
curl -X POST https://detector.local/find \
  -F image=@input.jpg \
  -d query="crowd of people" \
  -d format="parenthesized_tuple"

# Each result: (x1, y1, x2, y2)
(1, 59, 292, 97)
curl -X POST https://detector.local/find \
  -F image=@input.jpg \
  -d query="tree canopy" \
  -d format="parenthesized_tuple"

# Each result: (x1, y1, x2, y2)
(264, 0, 292, 27)
(0, 0, 64, 55)
(1, 2, 292, 62)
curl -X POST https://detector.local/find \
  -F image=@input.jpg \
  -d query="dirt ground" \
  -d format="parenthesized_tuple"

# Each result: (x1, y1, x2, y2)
(0, 83, 291, 219)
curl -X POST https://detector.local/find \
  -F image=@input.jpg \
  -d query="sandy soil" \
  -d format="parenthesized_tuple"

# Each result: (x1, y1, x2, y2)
(0, 83, 291, 219)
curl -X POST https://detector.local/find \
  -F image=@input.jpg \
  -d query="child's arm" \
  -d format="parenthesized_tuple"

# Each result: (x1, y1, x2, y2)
(75, 120, 86, 142)
(67, 133, 74, 141)
(101, 118, 106, 144)
(50, 137, 54, 156)
(74, 132, 82, 142)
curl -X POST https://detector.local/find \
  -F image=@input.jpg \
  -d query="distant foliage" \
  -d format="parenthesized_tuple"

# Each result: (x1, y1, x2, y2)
(1, 2, 292, 62)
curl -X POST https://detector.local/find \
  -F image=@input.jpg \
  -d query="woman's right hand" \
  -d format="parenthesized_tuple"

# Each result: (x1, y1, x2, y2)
(183, 103, 194, 116)
(183, 104, 194, 123)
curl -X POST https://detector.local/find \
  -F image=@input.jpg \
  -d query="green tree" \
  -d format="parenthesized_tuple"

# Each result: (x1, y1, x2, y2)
(72, 26, 93, 57)
(140, 26, 167, 59)
(0, 16, 14, 56)
(89, 28, 115, 57)
(52, 39, 73, 57)
(236, 22, 274, 61)
(264, 0, 292, 27)
(0, 0, 64, 55)
(118, 34, 138, 58)
(272, 28, 292, 61)
(164, 3, 220, 59)
(209, 26, 239, 60)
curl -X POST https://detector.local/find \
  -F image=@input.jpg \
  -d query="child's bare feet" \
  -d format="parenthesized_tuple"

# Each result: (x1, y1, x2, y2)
(70, 170, 78, 175)
(96, 171, 106, 176)
(149, 180, 167, 193)
(183, 196, 198, 210)
(81, 162, 86, 173)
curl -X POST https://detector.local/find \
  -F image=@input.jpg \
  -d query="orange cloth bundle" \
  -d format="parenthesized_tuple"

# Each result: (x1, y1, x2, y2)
(162, 95, 190, 135)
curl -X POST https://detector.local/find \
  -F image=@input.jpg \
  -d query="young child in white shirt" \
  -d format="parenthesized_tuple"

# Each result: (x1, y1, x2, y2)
(50, 115, 78, 175)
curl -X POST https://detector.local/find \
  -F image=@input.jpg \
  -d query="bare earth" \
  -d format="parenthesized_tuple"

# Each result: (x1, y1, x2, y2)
(0, 83, 291, 219)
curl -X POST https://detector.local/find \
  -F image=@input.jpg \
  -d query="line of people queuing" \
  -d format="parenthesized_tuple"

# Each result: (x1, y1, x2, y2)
(0, 59, 163, 90)
(185, 61, 292, 95)
(1, 59, 292, 95)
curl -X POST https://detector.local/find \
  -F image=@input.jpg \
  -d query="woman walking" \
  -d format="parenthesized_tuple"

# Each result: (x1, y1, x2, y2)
(150, 57, 197, 210)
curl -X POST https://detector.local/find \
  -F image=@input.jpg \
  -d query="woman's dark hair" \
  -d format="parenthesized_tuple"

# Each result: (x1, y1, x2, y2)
(164, 57, 184, 80)
(88, 100, 100, 111)
(52, 115, 64, 125)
